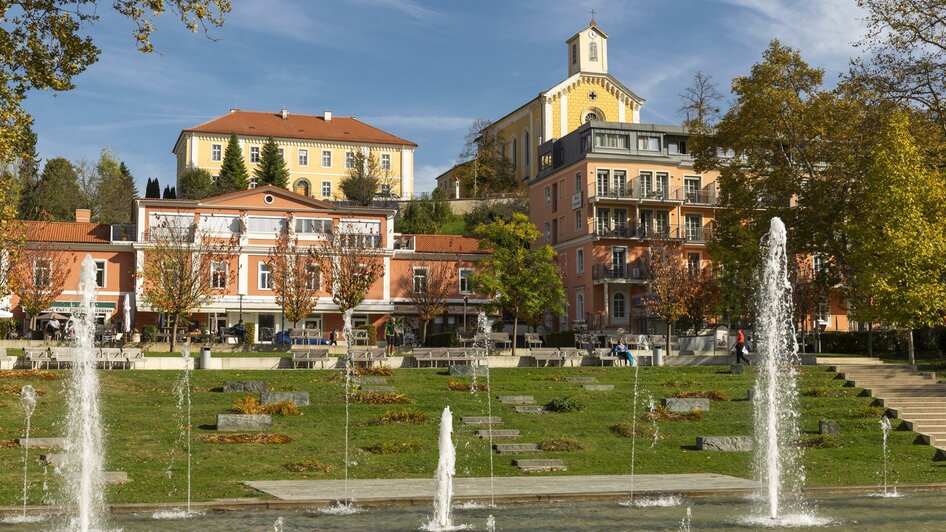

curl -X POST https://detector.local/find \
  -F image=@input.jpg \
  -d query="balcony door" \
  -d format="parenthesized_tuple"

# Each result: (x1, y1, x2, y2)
(655, 211, 670, 237)
(597, 208, 611, 236)
(684, 177, 701, 203)
(611, 247, 627, 278)
(596, 170, 610, 197)
(685, 215, 702, 241)
(639, 210, 653, 237)
(639, 171, 653, 198)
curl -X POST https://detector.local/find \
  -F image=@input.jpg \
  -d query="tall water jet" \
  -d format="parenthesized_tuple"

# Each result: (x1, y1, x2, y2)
(179, 344, 193, 513)
(878, 415, 898, 497)
(473, 311, 496, 509)
(341, 308, 355, 509)
(425, 406, 456, 531)
(752, 217, 804, 520)
(63, 255, 106, 531)
(627, 362, 640, 503)
(19, 385, 37, 516)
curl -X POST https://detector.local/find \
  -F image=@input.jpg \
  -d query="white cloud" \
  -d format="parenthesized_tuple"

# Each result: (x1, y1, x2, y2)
(413, 163, 453, 195)
(359, 115, 475, 132)
(346, 0, 443, 22)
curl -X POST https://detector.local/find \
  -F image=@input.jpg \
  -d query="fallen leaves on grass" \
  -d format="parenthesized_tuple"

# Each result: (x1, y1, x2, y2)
(284, 460, 333, 473)
(231, 396, 302, 416)
(0, 385, 45, 397)
(448, 378, 487, 392)
(371, 409, 426, 425)
(538, 438, 585, 452)
(0, 370, 61, 380)
(643, 406, 703, 422)
(660, 378, 697, 388)
(609, 421, 658, 440)
(199, 433, 292, 444)
(801, 387, 833, 398)
(0, 440, 17, 448)
(799, 435, 839, 449)
(673, 390, 728, 401)
(362, 441, 424, 454)
(355, 366, 393, 377)
(355, 392, 413, 404)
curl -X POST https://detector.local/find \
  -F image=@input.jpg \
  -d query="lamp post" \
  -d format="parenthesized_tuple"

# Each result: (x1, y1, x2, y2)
(816, 318, 828, 354)
(239, 294, 243, 321)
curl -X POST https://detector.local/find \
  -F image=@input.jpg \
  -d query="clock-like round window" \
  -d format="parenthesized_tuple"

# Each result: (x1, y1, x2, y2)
(264, 194, 275, 204)
(584, 112, 599, 123)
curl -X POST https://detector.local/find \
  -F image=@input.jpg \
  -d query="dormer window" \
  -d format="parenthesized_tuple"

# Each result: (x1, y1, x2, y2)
(589, 42, 598, 61)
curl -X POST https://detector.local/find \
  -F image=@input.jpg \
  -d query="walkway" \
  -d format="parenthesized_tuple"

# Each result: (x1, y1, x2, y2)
(245, 473, 758, 503)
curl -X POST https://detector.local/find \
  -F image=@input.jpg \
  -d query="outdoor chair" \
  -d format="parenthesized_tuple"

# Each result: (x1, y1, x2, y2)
(489, 332, 512, 349)
(558, 348, 584, 367)
(291, 345, 330, 369)
(24, 347, 49, 370)
(98, 347, 125, 369)
(531, 348, 563, 367)
(524, 333, 544, 349)
(49, 347, 75, 369)
(592, 347, 619, 367)
(122, 348, 144, 369)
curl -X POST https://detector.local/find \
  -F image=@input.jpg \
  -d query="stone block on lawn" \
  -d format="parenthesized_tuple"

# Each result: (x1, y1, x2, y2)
(216, 414, 272, 432)
(353, 377, 387, 385)
(39, 453, 65, 468)
(223, 381, 269, 393)
(582, 384, 614, 391)
(449, 365, 489, 378)
(260, 391, 309, 407)
(16, 437, 65, 449)
(498, 395, 534, 404)
(104, 471, 130, 484)
(494, 443, 539, 454)
(696, 436, 753, 452)
(819, 420, 841, 436)
(360, 385, 396, 393)
(663, 398, 710, 413)
(475, 429, 520, 439)
(462, 416, 503, 426)
(565, 377, 598, 384)
(746, 389, 755, 401)
(514, 406, 547, 414)
(514, 459, 567, 472)
(730, 364, 745, 375)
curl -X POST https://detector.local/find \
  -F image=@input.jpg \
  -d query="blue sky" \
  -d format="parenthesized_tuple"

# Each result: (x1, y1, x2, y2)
(26, 0, 867, 195)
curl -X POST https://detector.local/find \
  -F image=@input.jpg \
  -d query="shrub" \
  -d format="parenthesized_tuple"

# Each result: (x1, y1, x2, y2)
(284, 460, 333, 473)
(245, 322, 256, 344)
(491, 320, 506, 332)
(0, 440, 17, 449)
(357, 324, 377, 342)
(538, 438, 585, 452)
(231, 396, 302, 416)
(0, 319, 17, 340)
(199, 433, 292, 444)
(448, 378, 487, 392)
(799, 435, 839, 448)
(674, 390, 728, 401)
(609, 421, 658, 440)
(545, 331, 576, 348)
(354, 366, 393, 376)
(643, 406, 703, 422)
(854, 405, 885, 419)
(372, 409, 426, 425)
(355, 392, 413, 404)
(545, 396, 584, 413)
(362, 441, 424, 454)
(425, 332, 457, 347)
(141, 325, 158, 343)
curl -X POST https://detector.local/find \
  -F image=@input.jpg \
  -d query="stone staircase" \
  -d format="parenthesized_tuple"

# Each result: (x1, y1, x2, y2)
(834, 363, 946, 455)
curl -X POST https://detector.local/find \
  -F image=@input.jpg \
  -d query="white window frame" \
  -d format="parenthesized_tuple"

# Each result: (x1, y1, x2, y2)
(32, 258, 51, 288)
(576, 248, 584, 274)
(321, 150, 332, 167)
(412, 267, 428, 294)
(277, 147, 284, 159)
(345, 151, 355, 169)
(298, 148, 308, 166)
(544, 221, 551, 243)
(612, 292, 627, 320)
(380, 153, 391, 171)
(211, 261, 228, 289)
(575, 209, 582, 231)
(380, 183, 391, 196)
(459, 268, 474, 294)
(94, 260, 106, 289)
(321, 181, 332, 198)
(250, 146, 260, 163)
(258, 262, 272, 290)
(210, 143, 222, 162)
(544, 186, 551, 205)
(576, 289, 585, 320)
(306, 264, 321, 291)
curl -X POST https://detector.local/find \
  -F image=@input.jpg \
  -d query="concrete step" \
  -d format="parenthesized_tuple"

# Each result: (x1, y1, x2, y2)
(880, 398, 946, 407)
(850, 377, 936, 386)
(462, 416, 503, 426)
(819, 357, 885, 365)
(862, 387, 946, 397)
(892, 413, 946, 421)
(39, 453, 65, 467)
(514, 405, 548, 414)
(565, 377, 598, 384)
(498, 395, 535, 404)
(514, 459, 566, 472)
(475, 429, 520, 439)
(494, 443, 539, 454)
(582, 384, 615, 391)
(16, 437, 65, 449)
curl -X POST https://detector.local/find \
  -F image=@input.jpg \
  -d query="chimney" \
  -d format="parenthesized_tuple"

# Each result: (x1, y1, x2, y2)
(229, 108, 239, 114)
(280, 108, 288, 120)
(324, 111, 332, 122)
(75, 209, 91, 223)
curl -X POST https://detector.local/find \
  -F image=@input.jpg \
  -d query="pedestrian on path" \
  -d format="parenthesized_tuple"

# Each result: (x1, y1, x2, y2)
(735, 329, 750, 365)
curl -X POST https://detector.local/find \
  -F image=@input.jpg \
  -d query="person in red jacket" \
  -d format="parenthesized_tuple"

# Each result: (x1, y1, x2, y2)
(735, 329, 750, 365)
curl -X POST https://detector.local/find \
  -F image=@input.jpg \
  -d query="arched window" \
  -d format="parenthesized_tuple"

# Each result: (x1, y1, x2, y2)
(511, 137, 517, 167)
(613, 293, 626, 319)
(524, 131, 530, 166)
(589, 42, 598, 62)
(294, 179, 310, 197)
(576, 292, 585, 319)
(584, 112, 598, 123)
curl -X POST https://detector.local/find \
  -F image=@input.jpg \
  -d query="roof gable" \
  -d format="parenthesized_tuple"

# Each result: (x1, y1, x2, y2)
(198, 186, 340, 212)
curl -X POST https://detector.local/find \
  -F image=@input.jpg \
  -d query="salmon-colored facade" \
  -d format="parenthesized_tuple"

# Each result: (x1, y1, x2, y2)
(6, 187, 488, 343)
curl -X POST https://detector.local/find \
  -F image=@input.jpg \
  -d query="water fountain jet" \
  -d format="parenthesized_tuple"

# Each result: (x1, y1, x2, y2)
(19, 385, 37, 516)
(424, 406, 460, 531)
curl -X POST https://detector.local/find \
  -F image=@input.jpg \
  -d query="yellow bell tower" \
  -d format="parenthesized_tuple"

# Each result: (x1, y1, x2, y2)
(566, 16, 608, 77)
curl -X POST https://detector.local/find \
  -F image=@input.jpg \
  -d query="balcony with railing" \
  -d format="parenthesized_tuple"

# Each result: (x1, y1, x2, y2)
(682, 188, 718, 206)
(593, 223, 635, 239)
(682, 225, 714, 244)
(592, 260, 651, 283)
(143, 224, 196, 243)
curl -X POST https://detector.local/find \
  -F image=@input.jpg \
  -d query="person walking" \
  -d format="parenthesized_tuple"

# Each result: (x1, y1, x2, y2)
(385, 318, 397, 355)
(735, 328, 751, 365)
(328, 328, 337, 346)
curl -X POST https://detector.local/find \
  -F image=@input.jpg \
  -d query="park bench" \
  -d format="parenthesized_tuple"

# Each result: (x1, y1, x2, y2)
(489, 332, 512, 349)
(24, 347, 49, 369)
(531, 348, 565, 367)
(351, 347, 386, 368)
(350, 329, 371, 346)
(591, 347, 619, 367)
(524, 333, 544, 349)
(291, 345, 331, 369)
(98, 348, 126, 369)
(558, 348, 584, 367)
(123, 348, 144, 369)
(49, 347, 75, 369)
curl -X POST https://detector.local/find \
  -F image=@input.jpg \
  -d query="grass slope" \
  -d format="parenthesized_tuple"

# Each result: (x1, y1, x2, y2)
(0, 365, 942, 505)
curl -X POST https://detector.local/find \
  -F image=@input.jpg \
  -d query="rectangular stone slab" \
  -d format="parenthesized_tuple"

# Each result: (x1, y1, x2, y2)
(216, 414, 272, 431)
(696, 436, 753, 452)
(582, 385, 614, 391)
(498, 395, 534, 404)
(514, 406, 547, 414)
(360, 385, 396, 393)
(565, 377, 598, 383)
(514, 459, 567, 472)
(818, 420, 840, 435)
(39, 453, 65, 467)
(663, 397, 710, 412)
(223, 381, 269, 393)
(353, 377, 387, 384)
(104, 471, 130, 484)
(16, 437, 65, 449)
(475, 429, 520, 439)
(260, 391, 309, 407)
(494, 443, 539, 454)
(462, 416, 503, 425)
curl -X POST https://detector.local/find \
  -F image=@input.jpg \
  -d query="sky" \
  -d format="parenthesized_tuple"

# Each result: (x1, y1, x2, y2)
(26, 0, 869, 196)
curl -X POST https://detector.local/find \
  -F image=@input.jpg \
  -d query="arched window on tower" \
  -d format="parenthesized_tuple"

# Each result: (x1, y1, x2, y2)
(584, 112, 599, 123)
(294, 179, 310, 197)
(589, 42, 598, 62)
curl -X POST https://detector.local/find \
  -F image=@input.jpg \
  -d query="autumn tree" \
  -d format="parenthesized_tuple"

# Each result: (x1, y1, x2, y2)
(683, 265, 721, 332)
(178, 168, 214, 200)
(9, 237, 74, 336)
(454, 119, 519, 197)
(267, 230, 323, 328)
(339, 152, 386, 206)
(94, 150, 137, 223)
(254, 137, 290, 189)
(789, 261, 829, 353)
(400, 258, 458, 341)
(644, 242, 690, 356)
(470, 213, 565, 355)
(12, 123, 40, 217)
(216, 132, 249, 195)
(140, 217, 240, 352)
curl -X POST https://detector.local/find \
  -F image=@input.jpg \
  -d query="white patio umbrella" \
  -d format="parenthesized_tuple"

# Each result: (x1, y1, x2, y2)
(0, 309, 13, 319)
(124, 293, 131, 333)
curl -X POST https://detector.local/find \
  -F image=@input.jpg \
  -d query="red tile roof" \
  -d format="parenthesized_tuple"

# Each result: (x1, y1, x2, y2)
(411, 235, 486, 254)
(22, 221, 112, 244)
(182, 110, 418, 147)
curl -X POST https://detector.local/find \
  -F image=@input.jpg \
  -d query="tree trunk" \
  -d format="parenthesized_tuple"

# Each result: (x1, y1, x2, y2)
(170, 315, 178, 353)
(907, 328, 915, 365)
(867, 323, 873, 357)
(666, 320, 672, 357)
(422, 320, 428, 344)
(512, 317, 519, 357)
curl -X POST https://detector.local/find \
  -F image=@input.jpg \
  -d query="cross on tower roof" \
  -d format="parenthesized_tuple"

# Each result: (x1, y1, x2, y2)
(590, 9, 597, 25)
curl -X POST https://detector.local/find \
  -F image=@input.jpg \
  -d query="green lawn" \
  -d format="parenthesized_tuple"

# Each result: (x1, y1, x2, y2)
(0, 365, 942, 506)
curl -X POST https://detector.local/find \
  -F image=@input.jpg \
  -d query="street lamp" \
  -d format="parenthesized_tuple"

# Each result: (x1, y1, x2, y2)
(816, 318, 828, 354)
(463, 295, 469, 332)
